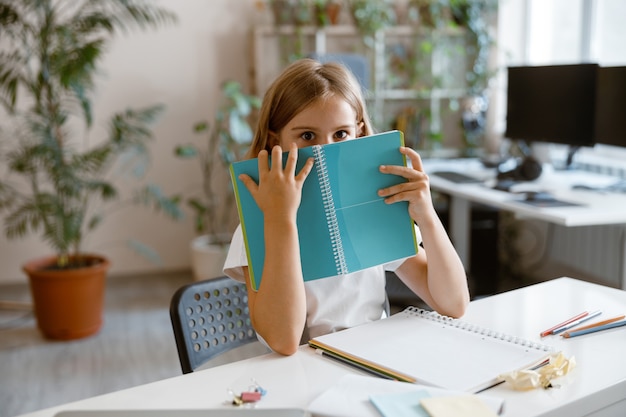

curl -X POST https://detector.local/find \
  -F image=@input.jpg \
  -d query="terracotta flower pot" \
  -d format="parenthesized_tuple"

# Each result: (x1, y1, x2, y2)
(23, 254, 110, 340)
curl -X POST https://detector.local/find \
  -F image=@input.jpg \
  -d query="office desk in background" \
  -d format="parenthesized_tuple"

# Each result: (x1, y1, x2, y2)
(16, 277, 626, 417)
(423, 158, 626, 289)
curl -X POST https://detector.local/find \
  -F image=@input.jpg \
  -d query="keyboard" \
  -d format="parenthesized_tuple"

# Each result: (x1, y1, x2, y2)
(606, 180, 626, 193)
(430, 171, 483, 184)
(572, 180, 626, 193)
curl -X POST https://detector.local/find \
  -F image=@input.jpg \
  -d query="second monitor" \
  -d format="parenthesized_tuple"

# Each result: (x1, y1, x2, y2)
(505, 63, 598, 149)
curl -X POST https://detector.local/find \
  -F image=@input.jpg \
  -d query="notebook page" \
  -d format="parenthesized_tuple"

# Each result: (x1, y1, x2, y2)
(310, 307, 553, 393)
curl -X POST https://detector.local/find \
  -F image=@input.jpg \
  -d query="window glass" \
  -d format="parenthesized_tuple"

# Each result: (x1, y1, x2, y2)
(527, 0, 584, 64)
(592, 0, 626, 65)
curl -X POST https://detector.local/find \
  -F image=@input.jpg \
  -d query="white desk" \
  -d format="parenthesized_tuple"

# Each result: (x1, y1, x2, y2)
(17, 277, 626, 417)
(423, 159, 626, 289)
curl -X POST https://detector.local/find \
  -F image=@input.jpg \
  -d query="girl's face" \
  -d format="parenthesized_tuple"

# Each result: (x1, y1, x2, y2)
(274, 94, 364, 149)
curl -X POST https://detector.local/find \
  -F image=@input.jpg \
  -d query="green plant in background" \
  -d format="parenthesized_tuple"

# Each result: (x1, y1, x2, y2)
(447, 0, 499, 154)
(268, 0, 314, 63)
(350, 0, 396, 48)
(449, 0, 498, 95)
(313, 0, 342, 26)
(401, 0, 498, 97)
(0, 0, 182, 268)
(409, 0, 451, 29)
(174, 81, 261, 244)
(387, 43, 422, 90)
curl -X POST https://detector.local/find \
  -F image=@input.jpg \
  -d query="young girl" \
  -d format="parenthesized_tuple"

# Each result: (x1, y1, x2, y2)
(224, 58, 469, 356)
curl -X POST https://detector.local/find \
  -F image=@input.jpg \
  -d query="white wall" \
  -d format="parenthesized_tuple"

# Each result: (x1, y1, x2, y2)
(0, 0, 260, 284)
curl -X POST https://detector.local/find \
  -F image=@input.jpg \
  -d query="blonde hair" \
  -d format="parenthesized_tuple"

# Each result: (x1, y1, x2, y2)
(247, 58, 374, 158)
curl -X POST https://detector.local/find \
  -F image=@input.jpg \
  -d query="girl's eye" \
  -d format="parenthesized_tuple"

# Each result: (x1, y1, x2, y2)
(335, 130, 349, 140)
(301, 131, 315, 141)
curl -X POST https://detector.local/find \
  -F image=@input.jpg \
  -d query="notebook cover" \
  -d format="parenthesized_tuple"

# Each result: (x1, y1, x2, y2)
(230, 130, 418, 290)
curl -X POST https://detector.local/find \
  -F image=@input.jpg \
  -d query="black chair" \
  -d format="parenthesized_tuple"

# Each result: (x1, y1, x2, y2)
(169, 276, 259, 373)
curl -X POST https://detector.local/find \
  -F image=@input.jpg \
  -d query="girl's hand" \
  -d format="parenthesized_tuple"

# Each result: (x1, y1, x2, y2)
(238, 143, 314, 222)
(377, 146, 435, 223)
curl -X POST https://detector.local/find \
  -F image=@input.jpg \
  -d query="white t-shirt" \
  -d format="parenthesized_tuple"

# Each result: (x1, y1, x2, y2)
(223, 224, 421, 343)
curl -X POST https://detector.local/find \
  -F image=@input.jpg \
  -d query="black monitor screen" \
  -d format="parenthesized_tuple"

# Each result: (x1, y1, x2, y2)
(505, 64, 598, 147)
(594, 66, 626, 148)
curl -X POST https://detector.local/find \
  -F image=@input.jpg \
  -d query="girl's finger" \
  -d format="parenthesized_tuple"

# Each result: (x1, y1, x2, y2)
(284, 142, 299, 175)
(401, 146, 424, 172)
(238, 174, 259, 195)
(296, 157, 315, 182)
(257, 149, 269, 174)
(270, 145, 284, 173)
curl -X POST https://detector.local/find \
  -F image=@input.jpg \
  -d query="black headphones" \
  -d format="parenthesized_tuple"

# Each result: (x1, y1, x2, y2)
(497, 156, 543, 181)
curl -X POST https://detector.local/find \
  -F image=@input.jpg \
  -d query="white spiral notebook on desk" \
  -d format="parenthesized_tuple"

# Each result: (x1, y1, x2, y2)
(309, 306, 554, 393)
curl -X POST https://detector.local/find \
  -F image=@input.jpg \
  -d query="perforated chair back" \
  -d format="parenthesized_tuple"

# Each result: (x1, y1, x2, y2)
(169, 276, 256, 373)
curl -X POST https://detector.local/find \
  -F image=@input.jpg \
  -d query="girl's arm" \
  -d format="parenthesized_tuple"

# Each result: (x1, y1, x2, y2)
(238, 144, 314, 355)
(378, 147, 470, 318)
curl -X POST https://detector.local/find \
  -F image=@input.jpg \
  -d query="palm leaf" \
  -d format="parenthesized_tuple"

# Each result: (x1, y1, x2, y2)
(0, 0, 180, 263)
(134, 184, 185, 221)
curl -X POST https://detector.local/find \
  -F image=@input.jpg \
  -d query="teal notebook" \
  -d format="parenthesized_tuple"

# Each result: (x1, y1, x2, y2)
(230, 130, 418, 291)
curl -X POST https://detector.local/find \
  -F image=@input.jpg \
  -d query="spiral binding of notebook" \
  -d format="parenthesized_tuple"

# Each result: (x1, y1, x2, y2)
(313, 145, 348, 275)
(404, 306, 554, 352)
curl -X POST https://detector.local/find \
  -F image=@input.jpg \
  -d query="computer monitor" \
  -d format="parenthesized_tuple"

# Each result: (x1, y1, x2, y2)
(505, 63, 598, 148)
(594, 66, 626, 148)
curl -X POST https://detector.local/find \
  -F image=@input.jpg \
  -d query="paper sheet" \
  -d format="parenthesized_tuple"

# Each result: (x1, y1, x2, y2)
(420, 395, 499, 417)
(307, 374, 505, 417)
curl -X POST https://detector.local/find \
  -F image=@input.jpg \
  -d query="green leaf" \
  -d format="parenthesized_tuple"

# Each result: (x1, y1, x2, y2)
(174, 145, 199, 158)
(193, 121, 208, 132)
(249, 96, 262, 108)
(87, 214, 103, 231)
(229, 112, 253, 144)
(232, 93, 252, 116)
(222, 80, 241, 96)
(72, 12, 115, 35)
(134, 184, 184, 221)
(127, 239, 162, 265)
(187, 198, 208, 214)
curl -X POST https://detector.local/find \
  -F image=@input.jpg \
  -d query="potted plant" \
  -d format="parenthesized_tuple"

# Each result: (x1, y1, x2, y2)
(449, 0, 499, 154)
(313, 0, 342, 26)
(174, 81, 261, 281)
(0, 0, 180, 340)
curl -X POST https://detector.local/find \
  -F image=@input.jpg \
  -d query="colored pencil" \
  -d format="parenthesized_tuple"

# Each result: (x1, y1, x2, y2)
(540, 311, 589, 337)
(552, 310, 602, 335)
(563, 319, 626, 338)
(562, 315, 626, 338)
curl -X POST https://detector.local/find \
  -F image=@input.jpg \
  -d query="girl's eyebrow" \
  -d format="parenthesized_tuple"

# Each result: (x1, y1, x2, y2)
(289, 125, 318, 131)
(290, 124, 353, 131)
